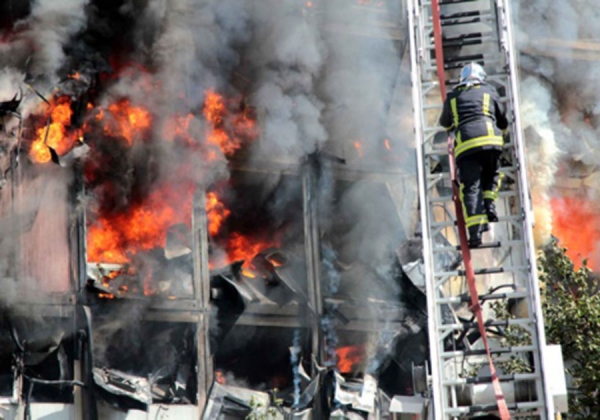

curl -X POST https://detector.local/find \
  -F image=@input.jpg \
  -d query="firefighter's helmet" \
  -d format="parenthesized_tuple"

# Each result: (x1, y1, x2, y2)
(459, 62, 486, 84)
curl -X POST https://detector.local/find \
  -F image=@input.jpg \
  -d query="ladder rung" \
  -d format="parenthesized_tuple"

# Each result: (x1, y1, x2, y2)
(438, 317, 533, 333)
(439, 10, 488, 20)
(441, 345, 536, 358)
(430, 215, 522, 228)
(423, 126, 446, 134)
(433, 13, 494, 28)
(443, 53, 484, 64)
(437, 290, 529, 305)
(436, 241, 505, 252)
(446, 401, 544, 416)
(458, 266, 504, 276)
(423, 103, 445, 110)
(424, 142, 514, 157)
(442, 372, 538, 386)
(438, 0, 483, 4)
(429, 189, 516, 203)
(432, 240, 523, 253)
(435, 58, 503, 71)
(427, 35, 496, 50)
(427, 165, 516, 181)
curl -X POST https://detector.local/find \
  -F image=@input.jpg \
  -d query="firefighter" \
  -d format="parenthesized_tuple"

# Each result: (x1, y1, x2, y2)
(439, 62, 509, 247)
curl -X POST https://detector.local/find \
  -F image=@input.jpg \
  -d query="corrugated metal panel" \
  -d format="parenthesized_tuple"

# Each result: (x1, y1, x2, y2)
(17, 168, 72, 296)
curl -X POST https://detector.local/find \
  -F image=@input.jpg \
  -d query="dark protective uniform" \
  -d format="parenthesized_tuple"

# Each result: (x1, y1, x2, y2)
(439, 82, 509, 242)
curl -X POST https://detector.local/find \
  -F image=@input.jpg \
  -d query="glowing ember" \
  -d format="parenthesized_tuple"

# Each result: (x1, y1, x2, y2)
(103, 99, 152, 144)
(335, 344, 365, 374)
(551, 196, 600, 270)
(29, 96, 81, 163)
(215, 370, 226, 385)
(353, 141, 364, 158)
(241, 268, 256, 278)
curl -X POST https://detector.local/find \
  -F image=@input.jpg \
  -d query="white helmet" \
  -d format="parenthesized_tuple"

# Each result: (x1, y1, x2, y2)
(459, 62, 486, 84)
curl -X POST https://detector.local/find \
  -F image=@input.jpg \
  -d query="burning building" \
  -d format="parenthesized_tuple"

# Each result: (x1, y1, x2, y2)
(0, 0, 590, 418)
(0, 0, 432, 418)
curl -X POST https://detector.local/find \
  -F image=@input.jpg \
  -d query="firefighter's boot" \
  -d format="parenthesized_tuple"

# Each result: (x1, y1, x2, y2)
(468, 225, 482, 248)
(484, 199, 498, 223)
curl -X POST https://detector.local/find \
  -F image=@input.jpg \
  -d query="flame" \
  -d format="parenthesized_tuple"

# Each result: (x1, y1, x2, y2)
(103, 99, 152, 144)
(203, 90, 256, 157)
(68, 72, 81, 80)
(335, 345, 365, 374)
(227, 232, 279, 268)
(87, 182, 194, 263)
(206, 192, 231, 236)
(29, 96, 81, 163)
(551, 196, 600, 270)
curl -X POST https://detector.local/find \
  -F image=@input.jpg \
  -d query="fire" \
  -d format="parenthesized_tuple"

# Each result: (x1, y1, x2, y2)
(551, 196, 600, 270)
(227, 232, 279, 268)
(87, 183, 194, 263)
(29, 96, 81, 163)
(103, 99, 152, 144)
(335, 344, 365, 374)
(203, 90, 257, 157)
(206, 192, 231, 236)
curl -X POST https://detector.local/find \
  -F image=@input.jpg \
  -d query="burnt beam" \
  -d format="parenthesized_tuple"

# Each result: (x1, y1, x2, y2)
(302, 159, 324, 368)
(194, 190, 213, 412)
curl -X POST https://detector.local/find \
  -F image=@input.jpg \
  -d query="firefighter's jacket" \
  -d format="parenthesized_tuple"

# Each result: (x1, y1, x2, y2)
(439, 82, 509, 161)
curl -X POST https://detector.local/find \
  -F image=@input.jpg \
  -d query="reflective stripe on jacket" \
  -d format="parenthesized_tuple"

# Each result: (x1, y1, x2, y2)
(439, 82, 509, 160)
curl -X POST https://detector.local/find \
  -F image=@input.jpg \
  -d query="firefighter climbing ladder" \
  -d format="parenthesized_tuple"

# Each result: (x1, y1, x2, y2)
(407, 0, 555, 418)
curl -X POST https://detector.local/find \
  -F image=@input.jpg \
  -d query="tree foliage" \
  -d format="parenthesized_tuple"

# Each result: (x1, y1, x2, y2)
(539, 239, 600, 419)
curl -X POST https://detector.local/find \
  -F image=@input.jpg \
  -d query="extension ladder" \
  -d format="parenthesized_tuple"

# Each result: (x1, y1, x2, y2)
(407, 0, 555, 418)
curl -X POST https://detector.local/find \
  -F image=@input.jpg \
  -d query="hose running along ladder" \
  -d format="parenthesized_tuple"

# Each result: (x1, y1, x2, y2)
(407, 0, 555, 418)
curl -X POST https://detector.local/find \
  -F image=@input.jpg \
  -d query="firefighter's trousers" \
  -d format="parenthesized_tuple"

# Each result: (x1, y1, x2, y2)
(457, 150, 503, 239)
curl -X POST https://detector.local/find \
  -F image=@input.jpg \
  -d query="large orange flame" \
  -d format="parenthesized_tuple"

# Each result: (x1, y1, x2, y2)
(29, 96, 81, 163)
(103, 99, 152, 144)
(551, 196, 600, 270)
(87, 183, 194, 263)
(203, 90, 256, 157)
(226, 232, 279, 268)
(335, 344, 365, 374)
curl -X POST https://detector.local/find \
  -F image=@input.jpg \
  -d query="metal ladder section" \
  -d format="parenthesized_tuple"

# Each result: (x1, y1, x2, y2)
(407, 0, 554, 418)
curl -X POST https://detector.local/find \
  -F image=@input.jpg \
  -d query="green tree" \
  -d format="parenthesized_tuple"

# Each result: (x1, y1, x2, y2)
(539, 239, 600, 419)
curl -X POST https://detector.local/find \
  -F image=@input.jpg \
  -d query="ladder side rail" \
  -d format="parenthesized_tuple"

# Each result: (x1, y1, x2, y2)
(495, 0, 554, 417)
(430, 0, 511, 417)
(407, 1, 444, 417)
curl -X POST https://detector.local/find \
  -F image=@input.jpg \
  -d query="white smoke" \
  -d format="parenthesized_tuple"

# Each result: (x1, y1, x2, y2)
(519, 76, 563, 246)
(513, 0, 600, 246)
